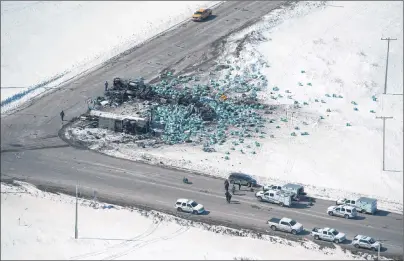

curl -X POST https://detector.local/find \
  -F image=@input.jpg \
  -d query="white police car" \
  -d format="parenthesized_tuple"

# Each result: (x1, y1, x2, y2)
(352, 235, 382, 251)
(327, 205, 358, 219)
(175, 198, 205, 214)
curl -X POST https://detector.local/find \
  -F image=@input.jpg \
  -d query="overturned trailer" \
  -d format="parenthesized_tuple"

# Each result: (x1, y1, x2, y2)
(90, 110, 150, 134)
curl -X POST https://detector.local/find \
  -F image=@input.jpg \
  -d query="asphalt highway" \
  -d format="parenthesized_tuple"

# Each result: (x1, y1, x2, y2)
(1, 1, 403, 259)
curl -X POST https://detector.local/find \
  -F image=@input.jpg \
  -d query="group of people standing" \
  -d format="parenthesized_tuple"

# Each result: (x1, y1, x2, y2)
(224, 179, 237, 203)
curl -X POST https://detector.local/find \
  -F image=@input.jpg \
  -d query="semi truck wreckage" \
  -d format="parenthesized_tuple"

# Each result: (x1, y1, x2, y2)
(72, 64, 273, 151)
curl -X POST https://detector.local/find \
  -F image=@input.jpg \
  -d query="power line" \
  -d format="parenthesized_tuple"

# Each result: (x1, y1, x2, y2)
(375, 116, 394, 171)
(380, 37, 397, 94)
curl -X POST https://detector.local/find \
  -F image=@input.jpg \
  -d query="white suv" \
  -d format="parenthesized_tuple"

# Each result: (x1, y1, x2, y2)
(175, 198, 205, 214)
(327, 205, 357, 219)
(352, 235, 381, 251)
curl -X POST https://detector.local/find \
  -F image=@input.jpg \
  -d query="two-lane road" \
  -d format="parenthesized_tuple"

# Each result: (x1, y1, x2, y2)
(1, 147, 403, 257)
(1, 1, 403, 259)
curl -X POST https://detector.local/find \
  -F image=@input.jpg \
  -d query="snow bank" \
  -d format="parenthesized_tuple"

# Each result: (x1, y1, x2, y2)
(1, 181, 368, 260)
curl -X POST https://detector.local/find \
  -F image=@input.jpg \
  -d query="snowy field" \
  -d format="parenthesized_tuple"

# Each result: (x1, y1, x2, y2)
(67, 1, 403, 213)
(1, 1, 220, 110)
(1, 181, 377, 260)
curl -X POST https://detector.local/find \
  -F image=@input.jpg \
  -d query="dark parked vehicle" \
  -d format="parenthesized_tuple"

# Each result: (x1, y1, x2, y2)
(228, 172, 257, 188)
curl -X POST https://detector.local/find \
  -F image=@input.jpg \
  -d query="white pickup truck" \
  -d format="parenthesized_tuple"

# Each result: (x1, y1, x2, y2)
(267, 217, 304, 235)
(311, 227, 346, 244)
(256, 190, 292, 207)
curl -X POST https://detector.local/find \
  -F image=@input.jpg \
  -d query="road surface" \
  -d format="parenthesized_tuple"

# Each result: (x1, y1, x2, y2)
(1, 1, 403, 259)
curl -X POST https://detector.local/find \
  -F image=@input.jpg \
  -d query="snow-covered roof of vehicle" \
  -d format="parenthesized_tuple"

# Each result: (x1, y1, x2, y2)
(355, 235, 373, 241)
(281, 217, 293, 222)
(323, 227, 336, 232)
(176, 198, 193, 203)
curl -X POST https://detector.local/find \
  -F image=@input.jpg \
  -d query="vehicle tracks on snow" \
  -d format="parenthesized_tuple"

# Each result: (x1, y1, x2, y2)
(70, 221, 161, 260)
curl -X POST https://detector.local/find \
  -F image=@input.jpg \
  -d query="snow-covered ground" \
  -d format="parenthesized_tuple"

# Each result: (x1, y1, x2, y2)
(1, 1, 220, 111)
(67, 1, 403, 213)
(1, 181, 374, 260)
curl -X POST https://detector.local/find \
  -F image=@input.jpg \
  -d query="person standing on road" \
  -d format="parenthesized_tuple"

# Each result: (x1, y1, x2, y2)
(60, 110, 65, 121)
(224, 179, 229, 192)
(105, 81, 108, 91)
(225, 191, 232, 203)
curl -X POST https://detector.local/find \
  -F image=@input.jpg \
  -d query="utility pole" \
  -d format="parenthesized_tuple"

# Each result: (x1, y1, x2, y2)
(381, 37, 397, 94)
(75, 183, 79, 239)
(376, 116, 394, 171)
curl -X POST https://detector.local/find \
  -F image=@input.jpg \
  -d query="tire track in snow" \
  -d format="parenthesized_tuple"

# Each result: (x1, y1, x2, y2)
(102, 225, 190, 260)
(70, 221, 161, 260)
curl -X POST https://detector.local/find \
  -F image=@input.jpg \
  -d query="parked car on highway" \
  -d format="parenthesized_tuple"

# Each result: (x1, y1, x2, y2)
(175, 198, 205, 214)
(263, 184, 282, 191)
(352, 235, 382, 251)
(336, 197, 378, 214)
(192, 8, 212, 21)
(327, 205, 358, 219)
(255, 189, 293, 207)
(281, 183, 306, 198)
(311, 227, 346, 244)
(267, 217, 304, 235)
(228, 172, 257, 188)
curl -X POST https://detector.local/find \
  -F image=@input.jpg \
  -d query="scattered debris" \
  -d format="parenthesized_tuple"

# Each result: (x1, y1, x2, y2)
(203, 147, 216, 153)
